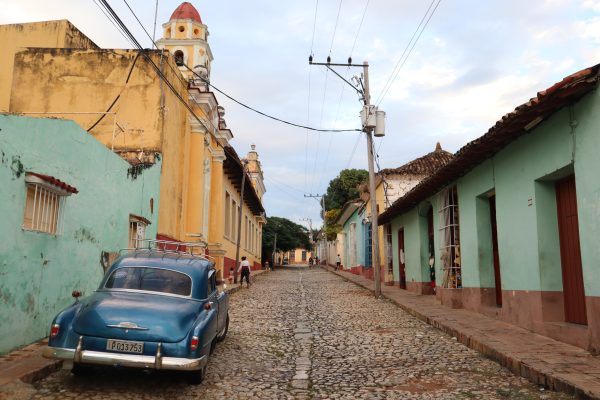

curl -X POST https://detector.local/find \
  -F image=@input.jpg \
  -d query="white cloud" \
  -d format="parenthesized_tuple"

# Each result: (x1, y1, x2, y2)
(582, 0, 600, 11)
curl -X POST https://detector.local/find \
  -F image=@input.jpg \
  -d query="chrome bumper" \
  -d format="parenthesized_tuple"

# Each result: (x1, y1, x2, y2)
(42, 344, 207, 371)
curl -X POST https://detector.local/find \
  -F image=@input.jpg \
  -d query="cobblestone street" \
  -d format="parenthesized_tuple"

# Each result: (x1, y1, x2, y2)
(25, 267, 572, 399)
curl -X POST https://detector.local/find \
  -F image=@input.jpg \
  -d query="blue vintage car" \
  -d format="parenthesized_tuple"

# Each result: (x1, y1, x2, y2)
(42, 247, 229, 384)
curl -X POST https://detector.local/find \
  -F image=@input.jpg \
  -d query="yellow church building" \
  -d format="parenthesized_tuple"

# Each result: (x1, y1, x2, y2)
(0, 2, 266, 280)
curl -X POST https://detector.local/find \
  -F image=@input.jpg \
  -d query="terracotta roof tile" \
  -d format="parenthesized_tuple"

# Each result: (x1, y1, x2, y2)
(170, 2, 202, 23)
(27, 172, 78, 194)
(379, 63, 600, 225)
(379, 143, 454, 176)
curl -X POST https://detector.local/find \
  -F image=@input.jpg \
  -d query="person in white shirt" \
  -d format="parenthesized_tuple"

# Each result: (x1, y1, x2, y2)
(335, 254, 341, 271)
(238, 256, 251, 288)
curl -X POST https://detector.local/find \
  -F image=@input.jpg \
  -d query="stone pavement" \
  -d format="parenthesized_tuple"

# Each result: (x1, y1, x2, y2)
(324, 265, 600, 399)
(4, 267, 575, 399)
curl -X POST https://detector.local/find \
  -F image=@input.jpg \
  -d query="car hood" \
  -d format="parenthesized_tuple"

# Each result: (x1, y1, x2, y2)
(73, 291, 201, 343)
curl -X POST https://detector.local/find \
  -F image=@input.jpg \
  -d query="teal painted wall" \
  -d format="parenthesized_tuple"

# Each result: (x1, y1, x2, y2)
(572, 88, 600, 296)
(388, 88, 600, 296)
(0, 115, 161, 354)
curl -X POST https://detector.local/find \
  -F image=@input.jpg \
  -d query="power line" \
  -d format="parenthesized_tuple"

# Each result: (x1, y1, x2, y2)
(96, 0, 212, 134)
(375, 0, 442, 106)
(329, 0, 343, 55)
(92, 0, 137, 48)
(317, 1, 370, 189)
(310, 0, 319, 55)
(122, 0, 157, 48)
(182, 63, 361, 133)
(345, 131, 363, 169)
(350, 0, 370, 57)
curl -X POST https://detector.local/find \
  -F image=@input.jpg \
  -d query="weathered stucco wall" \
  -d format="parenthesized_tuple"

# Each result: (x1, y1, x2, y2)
(9, 48, 188, 240)
(0, 20, 97, 112)
(390, 88, 600, 296)
(0, 115, 161, 354)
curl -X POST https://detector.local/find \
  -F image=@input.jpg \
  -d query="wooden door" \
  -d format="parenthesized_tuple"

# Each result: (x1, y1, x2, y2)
(398, 229, 406, 289)
(427, 208, 435, 288)
(556, 176, 587, 325)
(489, 196, 502, 307)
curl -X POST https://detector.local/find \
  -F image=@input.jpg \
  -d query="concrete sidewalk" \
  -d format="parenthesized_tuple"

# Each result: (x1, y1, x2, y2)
(0, 269, 269, 389)
(323, 265, 600, 399)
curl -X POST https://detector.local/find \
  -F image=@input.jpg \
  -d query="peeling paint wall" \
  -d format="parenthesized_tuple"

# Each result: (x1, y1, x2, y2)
(0, 20, 97, 112)
(8, 48, 187, 240)
(0, 115, 161, 354)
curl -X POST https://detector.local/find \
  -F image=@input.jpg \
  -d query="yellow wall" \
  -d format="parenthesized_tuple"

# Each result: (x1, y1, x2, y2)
(0, 20, 97, 112)
(3, 19, 265, 281)
(221, 175, 263, 268)
(9, 48, 189, 240)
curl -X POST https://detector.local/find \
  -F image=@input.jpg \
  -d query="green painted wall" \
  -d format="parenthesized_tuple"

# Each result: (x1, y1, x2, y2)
(0, 115, 161, 354)
(572, 88, 600, 296)
(388, 88, 600, 296)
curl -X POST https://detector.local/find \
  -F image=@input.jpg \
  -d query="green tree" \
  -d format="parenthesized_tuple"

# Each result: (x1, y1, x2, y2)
(323, 169, 368, 211)
(324, 209, 341, 241)
(261, 216, 312, 263)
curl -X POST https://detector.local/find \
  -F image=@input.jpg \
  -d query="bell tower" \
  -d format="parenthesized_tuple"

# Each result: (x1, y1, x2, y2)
(156, 2, 213, 82)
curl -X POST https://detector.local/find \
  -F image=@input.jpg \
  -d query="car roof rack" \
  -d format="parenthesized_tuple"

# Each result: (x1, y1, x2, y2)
(119, 239, 214, 263)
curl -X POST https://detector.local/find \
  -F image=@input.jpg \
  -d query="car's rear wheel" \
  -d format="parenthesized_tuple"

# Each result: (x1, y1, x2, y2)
(217, 314, 229, 342)
(187, 363, 207, 385)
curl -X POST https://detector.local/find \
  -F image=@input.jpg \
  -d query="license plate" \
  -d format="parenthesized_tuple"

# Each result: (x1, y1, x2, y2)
(106, 339, 144, 354)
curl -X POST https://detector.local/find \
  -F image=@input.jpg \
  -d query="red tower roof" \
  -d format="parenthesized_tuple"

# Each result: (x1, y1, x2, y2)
(170, 2, 202, 23)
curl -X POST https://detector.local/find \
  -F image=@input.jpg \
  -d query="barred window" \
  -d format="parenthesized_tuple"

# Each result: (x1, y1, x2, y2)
(439, 186, 461, 288)
(23, 173, 76, 235)
(129, 215, 150, 248)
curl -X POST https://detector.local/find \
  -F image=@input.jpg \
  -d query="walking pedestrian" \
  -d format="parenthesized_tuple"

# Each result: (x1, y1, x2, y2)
(308, 256, 314, 269)
(335, 254, 341, 271)
(238, 256, 251, 288)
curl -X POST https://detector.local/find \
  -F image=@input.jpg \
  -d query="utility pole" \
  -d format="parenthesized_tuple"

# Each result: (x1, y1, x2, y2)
(300, 217, 314, 256)
(234, 159, 248, 284)
(362, 62, 382, 298)
(308, 57, 385, 299)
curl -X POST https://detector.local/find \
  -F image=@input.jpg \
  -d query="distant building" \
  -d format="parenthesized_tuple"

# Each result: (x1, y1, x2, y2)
(333, 146, 453, 282)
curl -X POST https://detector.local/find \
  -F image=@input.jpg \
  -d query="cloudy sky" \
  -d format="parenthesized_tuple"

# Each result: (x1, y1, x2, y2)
(2, 0, 599, 228)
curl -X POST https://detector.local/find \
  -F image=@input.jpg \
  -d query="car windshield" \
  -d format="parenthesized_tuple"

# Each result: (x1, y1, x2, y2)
(105, 267, 192, 296)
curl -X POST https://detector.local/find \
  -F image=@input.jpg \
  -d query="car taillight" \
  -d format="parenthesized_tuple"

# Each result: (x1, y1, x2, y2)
(50, 324, 60, 338)
(190, 336, 199, 351)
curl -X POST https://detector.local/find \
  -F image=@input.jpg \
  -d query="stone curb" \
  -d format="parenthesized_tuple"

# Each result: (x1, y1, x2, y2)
(322, 266, 600, 400)
(0, 268, 271, 388)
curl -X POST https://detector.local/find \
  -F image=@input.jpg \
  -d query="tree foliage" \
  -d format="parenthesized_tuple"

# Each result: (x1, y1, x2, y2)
(261, 216, 312, 262)
(323, 169, 368, 211)
(324, 209, 341, 241)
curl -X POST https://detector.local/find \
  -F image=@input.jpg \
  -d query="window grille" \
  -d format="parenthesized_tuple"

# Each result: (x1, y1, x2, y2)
(438, 186, 461, 288)
(23, 184, 66, 235)
(129, 216, 147, 248)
